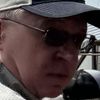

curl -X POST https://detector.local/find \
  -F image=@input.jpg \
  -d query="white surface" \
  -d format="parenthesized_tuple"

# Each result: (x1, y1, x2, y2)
(0, 82, 25, 100)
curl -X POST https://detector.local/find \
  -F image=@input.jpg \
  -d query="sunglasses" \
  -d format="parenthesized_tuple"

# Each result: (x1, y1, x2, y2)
(3, 19, 86, 49)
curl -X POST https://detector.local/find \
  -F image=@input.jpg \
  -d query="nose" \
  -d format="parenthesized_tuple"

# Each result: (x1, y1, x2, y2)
(56, 41, 79, 61)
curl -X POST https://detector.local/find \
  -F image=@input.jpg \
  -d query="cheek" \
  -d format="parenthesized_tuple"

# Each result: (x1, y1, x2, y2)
(71, 55, 78, 69)
(63, 53, 78, 79)
(15, 39, 51, 77)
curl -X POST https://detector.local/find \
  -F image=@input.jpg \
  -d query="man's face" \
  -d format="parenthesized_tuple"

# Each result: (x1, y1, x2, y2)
(1, 10, 87, 98)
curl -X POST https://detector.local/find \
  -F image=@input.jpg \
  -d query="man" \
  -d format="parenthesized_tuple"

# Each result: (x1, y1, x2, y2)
(0, 0, 100, 100)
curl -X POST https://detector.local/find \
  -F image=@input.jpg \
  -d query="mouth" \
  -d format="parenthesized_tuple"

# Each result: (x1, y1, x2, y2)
(47, 73, 68, 80)
(48, 73, 67, 77)
(45, 73, 69, 92)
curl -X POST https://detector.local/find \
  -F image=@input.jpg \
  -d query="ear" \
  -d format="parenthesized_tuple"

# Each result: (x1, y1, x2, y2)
(0, 19, 2, 36)
(0, 19, 2, 44)
(0, 19, 5, 50)
(0, 19, 6, 63)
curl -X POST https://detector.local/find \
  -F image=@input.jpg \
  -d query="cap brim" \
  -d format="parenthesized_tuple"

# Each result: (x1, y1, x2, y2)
(22, 1, 100, 27)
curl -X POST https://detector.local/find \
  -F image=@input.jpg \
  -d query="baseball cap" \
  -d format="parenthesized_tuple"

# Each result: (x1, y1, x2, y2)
(0, 0, 100, 27)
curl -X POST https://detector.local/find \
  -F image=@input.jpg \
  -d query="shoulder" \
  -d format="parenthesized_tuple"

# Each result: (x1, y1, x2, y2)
(0, 82, 26, 100)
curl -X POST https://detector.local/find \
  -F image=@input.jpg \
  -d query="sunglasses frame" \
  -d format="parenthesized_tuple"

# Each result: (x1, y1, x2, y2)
(2, 18, 87, 48)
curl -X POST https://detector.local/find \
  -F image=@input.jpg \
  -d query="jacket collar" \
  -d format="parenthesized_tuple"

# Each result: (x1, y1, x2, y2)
(0, 63, 40, 100)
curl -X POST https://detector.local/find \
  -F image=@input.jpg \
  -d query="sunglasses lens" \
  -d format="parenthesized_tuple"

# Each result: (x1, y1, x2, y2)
(44, 28, 67, 46)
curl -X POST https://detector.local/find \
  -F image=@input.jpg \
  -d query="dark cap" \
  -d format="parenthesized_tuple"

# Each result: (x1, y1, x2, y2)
(0, 0, 100, 27)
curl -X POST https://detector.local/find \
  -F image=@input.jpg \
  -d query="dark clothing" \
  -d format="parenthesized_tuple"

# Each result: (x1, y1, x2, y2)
(0, 63, 39, 100)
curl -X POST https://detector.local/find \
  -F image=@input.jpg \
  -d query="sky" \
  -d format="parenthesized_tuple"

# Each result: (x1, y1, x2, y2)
(86, 0, 100, 8)
(85, 0, 100, 40)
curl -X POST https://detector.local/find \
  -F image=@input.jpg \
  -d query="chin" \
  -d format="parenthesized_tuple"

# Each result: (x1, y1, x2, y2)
(40, 88, 63, 98)
(42, 93, 61, 98)
(47, 93, 61, 98)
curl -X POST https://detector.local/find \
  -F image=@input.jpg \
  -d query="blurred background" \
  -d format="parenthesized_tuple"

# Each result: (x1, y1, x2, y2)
(79, 0, 100, 70)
